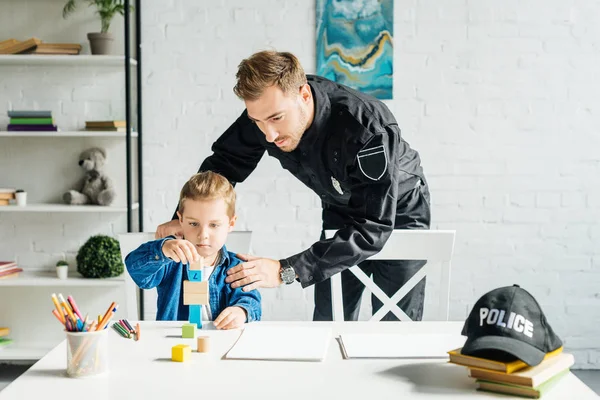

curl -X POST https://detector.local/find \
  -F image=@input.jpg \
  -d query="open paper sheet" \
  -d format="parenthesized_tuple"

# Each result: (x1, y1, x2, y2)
(339, 333, 466, 359)
(226, 324, 332, 361)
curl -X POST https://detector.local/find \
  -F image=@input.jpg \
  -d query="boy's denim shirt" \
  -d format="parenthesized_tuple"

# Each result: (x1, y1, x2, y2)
(125, 236, 261, 323)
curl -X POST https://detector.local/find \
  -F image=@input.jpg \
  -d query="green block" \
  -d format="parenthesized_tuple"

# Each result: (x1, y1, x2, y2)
(182, 323, 196, 338)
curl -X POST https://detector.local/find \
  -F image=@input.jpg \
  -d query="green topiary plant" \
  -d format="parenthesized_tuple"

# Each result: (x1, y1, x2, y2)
(56, 260, 69, 267)
(76, 235, 124, 278)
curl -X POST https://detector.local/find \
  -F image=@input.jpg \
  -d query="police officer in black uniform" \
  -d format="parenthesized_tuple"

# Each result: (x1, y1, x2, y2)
(156, 51, 431, 321)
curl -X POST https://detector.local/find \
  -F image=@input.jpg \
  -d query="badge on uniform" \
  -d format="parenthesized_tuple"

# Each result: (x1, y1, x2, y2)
(331, 177, 343, 195)
(357, 144, 387, 181)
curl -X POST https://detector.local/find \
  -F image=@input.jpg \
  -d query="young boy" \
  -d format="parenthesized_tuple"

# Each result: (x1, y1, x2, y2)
(125, 171, 261, 330)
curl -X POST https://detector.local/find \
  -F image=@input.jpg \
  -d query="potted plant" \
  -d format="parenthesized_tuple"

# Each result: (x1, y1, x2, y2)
(76, 235, 124, 278)
(62, 0, 131, 55)
(56, 260, 69, 280)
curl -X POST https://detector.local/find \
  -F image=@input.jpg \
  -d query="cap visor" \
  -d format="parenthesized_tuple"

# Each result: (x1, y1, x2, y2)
(462, 335, 545, 366)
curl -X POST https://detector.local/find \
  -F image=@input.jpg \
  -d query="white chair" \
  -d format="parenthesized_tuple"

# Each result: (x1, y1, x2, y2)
(325, 229, 456, 322)
(118, 231, 253, 320)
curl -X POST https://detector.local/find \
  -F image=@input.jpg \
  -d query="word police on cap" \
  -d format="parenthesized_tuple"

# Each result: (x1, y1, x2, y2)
(479, 308, 534, 338)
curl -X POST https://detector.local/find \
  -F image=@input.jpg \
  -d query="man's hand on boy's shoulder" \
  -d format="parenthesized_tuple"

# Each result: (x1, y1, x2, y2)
(214, 306, 247, 330)
(161, 238, 201, 264)
(155, 219, 183, 239)
(225, 254, 282, 291)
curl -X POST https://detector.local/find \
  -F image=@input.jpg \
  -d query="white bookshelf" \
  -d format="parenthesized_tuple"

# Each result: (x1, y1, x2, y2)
(0, 203, 139, 212)
(0, 131, 138, 137)
(0, 55, 137, 67)
(0, 271, 126, 287)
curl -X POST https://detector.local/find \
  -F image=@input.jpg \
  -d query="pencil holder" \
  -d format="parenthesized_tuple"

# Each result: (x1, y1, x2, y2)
(66, 329, 109, 378)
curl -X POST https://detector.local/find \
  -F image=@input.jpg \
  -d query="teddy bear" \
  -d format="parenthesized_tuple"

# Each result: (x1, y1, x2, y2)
(63, 147, 116, 206)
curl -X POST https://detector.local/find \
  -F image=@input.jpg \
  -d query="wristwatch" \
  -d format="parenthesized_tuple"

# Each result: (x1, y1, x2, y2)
(279, 259, 296, 285)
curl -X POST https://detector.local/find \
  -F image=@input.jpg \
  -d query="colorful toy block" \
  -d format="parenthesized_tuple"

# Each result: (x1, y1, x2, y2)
(197, 336, 209, 353)
(182, 323, 196, 338)
(184, 280, 208, 293)
(189, 304, 202, 329)
(183, 292, 209, 305)
(171, 344, 191, 362)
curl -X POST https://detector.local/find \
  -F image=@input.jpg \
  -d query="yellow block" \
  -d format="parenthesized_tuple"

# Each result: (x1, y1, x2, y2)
(184, 280, 208, 294)
(183, 292, 209, 305)
(171, 344, 191, 362)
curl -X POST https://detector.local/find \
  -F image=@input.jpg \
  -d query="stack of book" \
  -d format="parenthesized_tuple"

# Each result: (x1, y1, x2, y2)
(0, 327, 13, 350)
(7, 110, 57, 131)
(0, 261, 22, 280)
(0, 38, 81, 55)
(448, 347, 574, 398)
(85, 120, 127, 132)
(0, 188, 15, 206)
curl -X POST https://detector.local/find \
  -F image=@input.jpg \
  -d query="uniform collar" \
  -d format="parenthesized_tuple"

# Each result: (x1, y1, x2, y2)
(296, 76, 331, 152)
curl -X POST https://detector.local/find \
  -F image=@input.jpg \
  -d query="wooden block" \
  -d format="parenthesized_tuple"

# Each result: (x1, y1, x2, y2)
(188, 270, 202, 281)
(197, 336, 209, 353)
(184, 292, 209, 305)
(189, 259, 204, 271)
(184, 280, 208, 294)
(189, 305, 202, 329)
(171, 344, 191, 362)
(181, 323, 196, 338)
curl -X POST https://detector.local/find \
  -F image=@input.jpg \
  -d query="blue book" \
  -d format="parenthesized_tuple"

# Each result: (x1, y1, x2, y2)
(7, 110, 52, 118)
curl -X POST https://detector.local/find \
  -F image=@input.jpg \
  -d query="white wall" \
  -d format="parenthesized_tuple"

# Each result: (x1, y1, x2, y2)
(141, 0, 600, 367)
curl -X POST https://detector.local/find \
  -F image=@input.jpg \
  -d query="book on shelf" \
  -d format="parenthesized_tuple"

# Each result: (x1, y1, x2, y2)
(85, 120, 126, 128)
(0, 261, 18, 270)
(24, 43, 81, 55)
(9, 117, 54, 125)
(0, 328, 9, 337)
(469, 352, 574, 388)
(0, 37, 41, 54)
(85, 127, 127, 132)
(0, 338, 14, 349)
(0, 191, 16, 200)
(476, 369, 569, 399)
(448, 347, 563, 374)
(0, 199, 10, 206)
(0, 269, 22, 279)
(0, 39, 19, 52)
(7, 124, 58, 132)
(7, 110, 52, 118)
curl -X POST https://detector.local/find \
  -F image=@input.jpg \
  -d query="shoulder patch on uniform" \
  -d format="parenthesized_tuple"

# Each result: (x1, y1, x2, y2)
(357, 144, 387, 181)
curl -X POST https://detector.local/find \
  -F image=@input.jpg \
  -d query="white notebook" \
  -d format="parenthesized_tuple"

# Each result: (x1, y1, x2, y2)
(339, 333, 466, 359)
(225, 325, 332, 362)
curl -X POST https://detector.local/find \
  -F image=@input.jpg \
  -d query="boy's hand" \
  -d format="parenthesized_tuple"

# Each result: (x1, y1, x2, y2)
(155, 219, 183, 239)
(214, 306, 246, 330)
(162, 239, 201, 264)
(225, 256, 282, 291)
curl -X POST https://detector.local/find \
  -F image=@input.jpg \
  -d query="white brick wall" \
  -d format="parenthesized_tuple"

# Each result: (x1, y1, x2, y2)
(141, 1, 600, 367)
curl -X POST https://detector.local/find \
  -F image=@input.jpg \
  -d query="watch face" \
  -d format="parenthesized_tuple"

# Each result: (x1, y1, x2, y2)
(282, 267, 295, 284)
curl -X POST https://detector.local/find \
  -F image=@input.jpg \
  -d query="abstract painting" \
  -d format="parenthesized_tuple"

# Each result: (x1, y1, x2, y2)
(316, 0, 394, 100)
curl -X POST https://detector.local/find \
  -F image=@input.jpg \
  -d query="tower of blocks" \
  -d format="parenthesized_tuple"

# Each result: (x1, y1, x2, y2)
(184, 259, 209, 329)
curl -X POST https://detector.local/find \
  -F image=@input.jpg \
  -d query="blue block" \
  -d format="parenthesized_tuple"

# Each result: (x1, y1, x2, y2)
(189, 304, 202, 329)
(189, 270, 202, 282)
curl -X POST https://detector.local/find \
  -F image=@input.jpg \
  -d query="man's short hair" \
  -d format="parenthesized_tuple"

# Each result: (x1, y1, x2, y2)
(178, 171, 236, 218)
(233, 50, 307, 101)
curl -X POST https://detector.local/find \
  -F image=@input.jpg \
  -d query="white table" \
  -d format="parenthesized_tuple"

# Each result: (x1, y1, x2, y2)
(0, 321, 597, 400)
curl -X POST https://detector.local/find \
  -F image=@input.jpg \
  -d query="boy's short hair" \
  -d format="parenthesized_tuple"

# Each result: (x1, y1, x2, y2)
(233, 50, 307, 101)
(178, 171, 236, 218)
